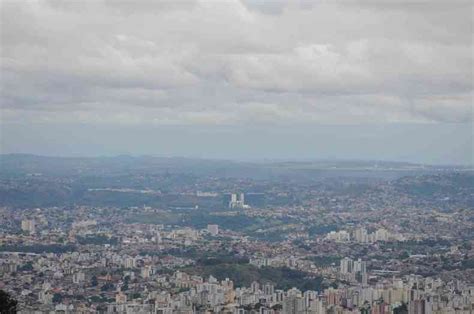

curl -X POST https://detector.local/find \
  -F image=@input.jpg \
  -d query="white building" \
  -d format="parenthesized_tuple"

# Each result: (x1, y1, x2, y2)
(229, 193, 245, 209)
(21, 219, 36, 234)
(340, 257, 353, 274)
(326, 230, 350, 242)
(124, 257, 136, 269)
(207, 224, 219, 236)
(354, 227, 368, 243)
(353, 258, 367, 274)
(73, 271, 85, 284)
(375, 228, 389, 242)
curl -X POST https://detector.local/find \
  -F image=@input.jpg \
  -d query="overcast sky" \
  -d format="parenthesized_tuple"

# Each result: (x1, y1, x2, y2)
(0, 0, 473, 164)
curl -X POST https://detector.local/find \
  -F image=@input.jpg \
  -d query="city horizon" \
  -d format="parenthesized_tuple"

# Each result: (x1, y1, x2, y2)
(0, 0, 472, 313)
(1, 152, 473, 168)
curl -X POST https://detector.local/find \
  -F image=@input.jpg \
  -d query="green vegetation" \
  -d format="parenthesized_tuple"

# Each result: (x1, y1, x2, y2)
(0, 290, 17, 313)
(308, 225, 338, 236)
(77, 235, 118, 245)
(89, 295, 111, 303)
(249, 230, 288, 242)
(182, 263, 323, 291)
(0, 244, 76, 254)
(18, 262, 34, 271)
(52, 293, 63, 303)
(100, 282, 114, 291)
(91, 275, 98, 287)
(129, 211, 293, 238)
(307, 255, 341, 267)
(130, 292, 141, 299)
(181, 212, 260, 231)
(393, 303, 408, 314)
(128, 212, 182, 225)
(196, 256, 249, 266)
(461, 258, 474, 270)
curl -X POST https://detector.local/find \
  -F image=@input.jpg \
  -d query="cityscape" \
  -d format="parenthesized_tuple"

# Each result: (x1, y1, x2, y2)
(0, 0, 473, 313)
(0, 156, 472, 313)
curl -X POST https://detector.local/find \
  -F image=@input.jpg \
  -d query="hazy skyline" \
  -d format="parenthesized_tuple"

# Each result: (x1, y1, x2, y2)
(1, 0, 472, 164)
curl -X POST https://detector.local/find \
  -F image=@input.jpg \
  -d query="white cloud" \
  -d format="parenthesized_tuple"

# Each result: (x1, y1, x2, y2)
(0, 0, 472, 126)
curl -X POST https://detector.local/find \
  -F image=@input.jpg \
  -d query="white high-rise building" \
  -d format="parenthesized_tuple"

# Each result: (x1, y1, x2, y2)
(155, 232, 162, 244)
(141, 265, 152, 278)
(116, 291, 127, 304)
(354, 227, 368, 243)
(38, 290, 53, 304)
(21, 219, 36, 234)
(340, 257, 353, 274)
(228, 193, 245, 208)
(263, 283, 274, 295)
(326, 230, 350, 242)
(124, 257, 136, 269)
(375, 228, 389, 242)
(250, 281, 260, 293)
(207, 224, 219, 236)
(73, 271, 85, 284)
(353, 258, 367, 274)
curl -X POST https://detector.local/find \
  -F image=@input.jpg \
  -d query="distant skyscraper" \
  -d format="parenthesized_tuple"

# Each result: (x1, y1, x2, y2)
(21, 219, 35, 234)
(124, 257, 136, 269)
(141, 265, 152, 278)
(73, 271, 85, 284)
(354, 227, 368, 243)
(225, 193, 246, 208)
(250, 281, 260, 293)
(207, 224, 219, 236)
(353, 258, 367, 274)
(375, 228, 389, 242)
(409, 299, 432, 314)
(340, 257, 353, 274)
(263, 283, 274, 295)
(115, 291, 127, 304)
(155, 232, 162, 244)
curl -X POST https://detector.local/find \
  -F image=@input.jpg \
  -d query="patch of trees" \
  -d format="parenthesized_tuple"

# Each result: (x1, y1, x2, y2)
(0, 290, 17, 313)
(77, 235, 118, 245)
(0, 244, 76, 254)
(183, 263, 323, 291)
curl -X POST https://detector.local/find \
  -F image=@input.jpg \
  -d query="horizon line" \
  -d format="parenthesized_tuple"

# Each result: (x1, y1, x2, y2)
(1, 152, 472, 168)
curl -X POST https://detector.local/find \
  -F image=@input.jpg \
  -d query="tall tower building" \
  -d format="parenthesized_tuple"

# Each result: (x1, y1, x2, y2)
(207, 224, 219, 236)
(21, 219, 36, 234)
(340, 257, 353, 274)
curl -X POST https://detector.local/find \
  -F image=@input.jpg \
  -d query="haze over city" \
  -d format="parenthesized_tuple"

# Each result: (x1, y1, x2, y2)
(1, 0, 472, 164)
(0, 1, 473, 314)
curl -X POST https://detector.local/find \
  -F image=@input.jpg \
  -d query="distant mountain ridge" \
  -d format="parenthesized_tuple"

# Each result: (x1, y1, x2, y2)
(1, 153, 468, 178)
(0, 154, 472, 210)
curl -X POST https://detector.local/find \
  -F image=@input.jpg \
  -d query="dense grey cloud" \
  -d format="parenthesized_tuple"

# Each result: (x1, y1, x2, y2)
(1, 0, 472, 127)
